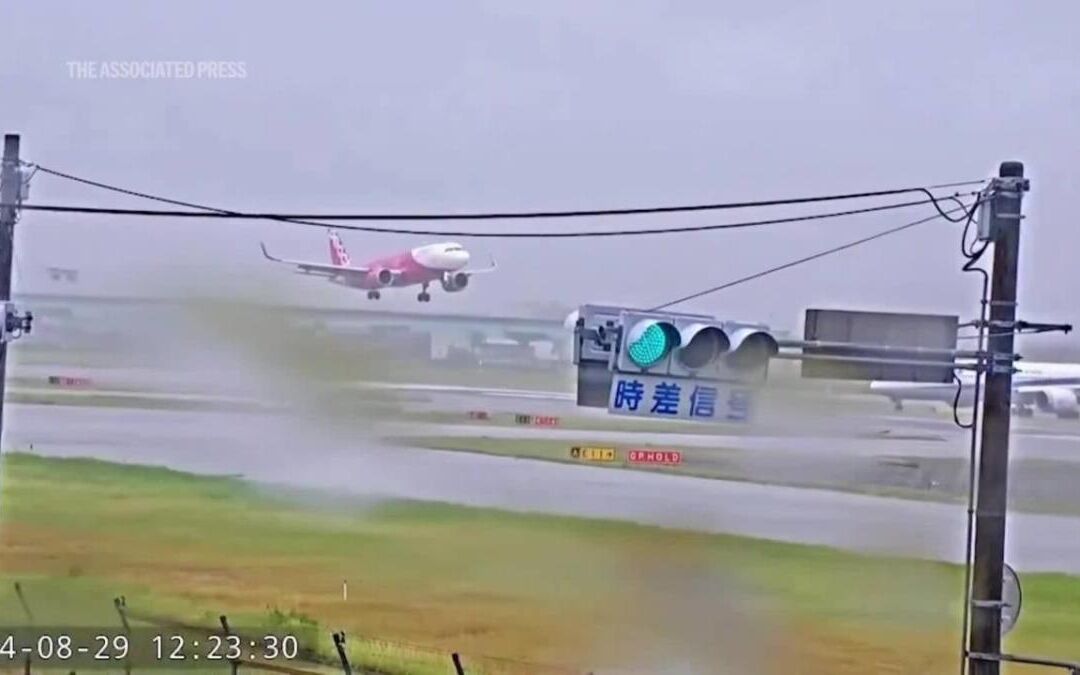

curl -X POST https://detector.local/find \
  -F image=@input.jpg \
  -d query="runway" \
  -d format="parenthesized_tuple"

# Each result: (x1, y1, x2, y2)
(6, 401, 1080, 573)
(394, 418, 1080, 462)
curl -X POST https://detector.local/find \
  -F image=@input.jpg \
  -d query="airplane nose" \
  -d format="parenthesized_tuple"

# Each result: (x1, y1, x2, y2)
(454, 250, 470, 267)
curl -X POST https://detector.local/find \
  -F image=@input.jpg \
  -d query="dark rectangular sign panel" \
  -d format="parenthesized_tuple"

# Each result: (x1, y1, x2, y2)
(802, 309, 959, 383)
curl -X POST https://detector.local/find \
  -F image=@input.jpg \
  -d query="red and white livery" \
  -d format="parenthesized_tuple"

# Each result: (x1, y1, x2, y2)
(260, 230, 496, 302)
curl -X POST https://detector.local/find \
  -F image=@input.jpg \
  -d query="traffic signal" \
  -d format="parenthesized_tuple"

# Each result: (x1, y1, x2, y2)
(614, 311, 778, 382)
(623, 318, 680, 368)
(675, 322, 730, 371)
(722, 325, 780, 374)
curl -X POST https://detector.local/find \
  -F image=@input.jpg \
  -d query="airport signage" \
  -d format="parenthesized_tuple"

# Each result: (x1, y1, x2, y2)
(801, 309, 959, 383)
(607, 373, 752, 423)
(47, 375, 92, 387)
(627, 449, 682, 466)
(570, 446, 616, 463)
(514, 414, 560, 427)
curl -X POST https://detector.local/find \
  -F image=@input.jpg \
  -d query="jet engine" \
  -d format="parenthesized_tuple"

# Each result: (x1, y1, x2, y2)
(441, 271, 469, 292)
(1034, 387, 1080, 419)
(373, 268, 395, 287)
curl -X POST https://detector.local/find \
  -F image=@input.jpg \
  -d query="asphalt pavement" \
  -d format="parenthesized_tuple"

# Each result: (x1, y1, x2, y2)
(6, 400, 1080, 573)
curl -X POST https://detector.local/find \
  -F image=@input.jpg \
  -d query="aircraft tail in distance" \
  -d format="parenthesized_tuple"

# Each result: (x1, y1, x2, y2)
(328, 229, 351, 267)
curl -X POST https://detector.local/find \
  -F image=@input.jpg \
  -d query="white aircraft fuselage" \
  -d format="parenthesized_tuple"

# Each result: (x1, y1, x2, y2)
(869, 361, 1080, 419)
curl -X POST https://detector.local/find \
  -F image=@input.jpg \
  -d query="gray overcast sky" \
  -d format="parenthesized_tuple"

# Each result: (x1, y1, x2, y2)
(3, 1, 1078, 346)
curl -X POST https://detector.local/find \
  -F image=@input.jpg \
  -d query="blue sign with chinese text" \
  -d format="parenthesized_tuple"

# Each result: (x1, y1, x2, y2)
(607, 374, 753, 422)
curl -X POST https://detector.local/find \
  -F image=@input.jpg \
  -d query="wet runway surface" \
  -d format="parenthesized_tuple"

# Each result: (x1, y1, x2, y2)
(7, 398, 1080, 573)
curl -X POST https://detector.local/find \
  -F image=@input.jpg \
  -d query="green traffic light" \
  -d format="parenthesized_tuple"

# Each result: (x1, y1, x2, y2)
(627, 322, 677, 367)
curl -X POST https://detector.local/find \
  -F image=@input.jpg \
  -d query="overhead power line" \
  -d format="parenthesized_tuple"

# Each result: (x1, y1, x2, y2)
(27, 163, 983, 221)
(20, 196, 972, 238)
(648, 200, 973, 310)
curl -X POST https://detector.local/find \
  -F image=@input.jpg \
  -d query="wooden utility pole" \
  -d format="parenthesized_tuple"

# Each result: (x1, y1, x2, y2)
(968, 161, 1029, 675)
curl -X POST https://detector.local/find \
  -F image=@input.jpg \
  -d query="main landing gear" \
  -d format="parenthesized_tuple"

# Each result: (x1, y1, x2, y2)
(366, 290, 381, 300)
(417, 283, 431, 303)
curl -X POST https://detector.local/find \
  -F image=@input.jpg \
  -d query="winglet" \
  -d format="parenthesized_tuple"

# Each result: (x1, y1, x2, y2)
(259, 242, 282, 262)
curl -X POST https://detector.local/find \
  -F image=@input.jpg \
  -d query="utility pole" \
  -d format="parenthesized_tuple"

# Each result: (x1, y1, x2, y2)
(967, 161, 1029, 675)
(0, 134, 21, 455)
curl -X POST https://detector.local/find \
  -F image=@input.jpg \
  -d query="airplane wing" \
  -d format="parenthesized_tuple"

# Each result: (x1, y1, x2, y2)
(462, 257, 498, 275)
(1015, 383, 1080, 399)
(1015, 384, 1080, 418)
(260, 242, 370, 277)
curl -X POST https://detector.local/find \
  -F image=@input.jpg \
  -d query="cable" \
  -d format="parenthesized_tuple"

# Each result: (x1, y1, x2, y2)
(951, 373, 970, 429)
(956, 331, 1015, 341)
(954, 196, 988, 675)
(923, 189, 980, 224)
(28, 163, 984, 220)
(953, 198, 988, 430)
(647, 200, 974, 311)
(18, 195, 970, 238)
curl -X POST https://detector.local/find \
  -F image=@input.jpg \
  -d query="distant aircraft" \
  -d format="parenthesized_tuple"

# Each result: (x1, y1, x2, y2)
(870, 361, 1080, 419)
(47, 266, 79, 282)
(260, 229, 496, 302)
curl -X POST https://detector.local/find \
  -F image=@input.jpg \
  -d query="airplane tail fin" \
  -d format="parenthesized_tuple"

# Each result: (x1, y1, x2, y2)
(328, 229, 351, 267)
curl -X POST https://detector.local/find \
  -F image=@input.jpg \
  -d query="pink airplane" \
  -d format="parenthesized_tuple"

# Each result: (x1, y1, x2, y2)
(260, 229, 496, 302)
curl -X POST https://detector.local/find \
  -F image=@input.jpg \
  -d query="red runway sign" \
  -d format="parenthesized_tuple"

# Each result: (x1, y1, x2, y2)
(514, 414, 561, 427)
(47, 376, 92, 387)
(627, 449, 682, 466)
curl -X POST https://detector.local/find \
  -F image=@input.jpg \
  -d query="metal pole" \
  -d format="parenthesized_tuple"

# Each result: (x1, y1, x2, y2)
(14, 582, 33, 623)
(0, 135, 20, 465)
(776, 339, 984, 360)
(771, 352, 979, 371)
(113, 597, 132, 675)
(969, 651, 1080, 672)
(967, 161, 1027, 675)
(332, 632, 352, 675)
(220, 615, 239, 675)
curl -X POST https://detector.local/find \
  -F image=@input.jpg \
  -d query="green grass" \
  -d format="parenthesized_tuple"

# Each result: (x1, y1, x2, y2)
(4, 391, 265, 413)
(0, 453, 1077, 674)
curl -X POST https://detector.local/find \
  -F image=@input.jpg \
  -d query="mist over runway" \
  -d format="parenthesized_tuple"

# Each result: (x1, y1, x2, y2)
(7, 398, 1080, 574)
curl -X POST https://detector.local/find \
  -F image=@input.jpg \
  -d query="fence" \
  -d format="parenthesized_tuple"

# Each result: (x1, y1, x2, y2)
(968, 652, 1080, 674)
(5, 583, 587, 675)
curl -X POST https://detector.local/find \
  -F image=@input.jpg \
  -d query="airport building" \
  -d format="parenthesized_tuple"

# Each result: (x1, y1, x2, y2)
(14, 293, 571, 368)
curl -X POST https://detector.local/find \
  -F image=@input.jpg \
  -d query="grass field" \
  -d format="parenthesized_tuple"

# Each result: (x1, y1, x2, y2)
(0, 452, 1077, 674)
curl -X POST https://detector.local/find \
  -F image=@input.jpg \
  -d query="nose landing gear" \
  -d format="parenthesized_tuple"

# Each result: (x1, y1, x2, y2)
(417, 283, 431, 302)
(366, 290, 381, 300)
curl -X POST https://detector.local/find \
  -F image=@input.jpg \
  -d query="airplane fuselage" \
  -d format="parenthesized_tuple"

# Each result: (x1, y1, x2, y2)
(261, 231, 493, 302)
(332, 247, 460, 289)
(329, 242, 470, 290)
(869, 362, 1080, 418)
